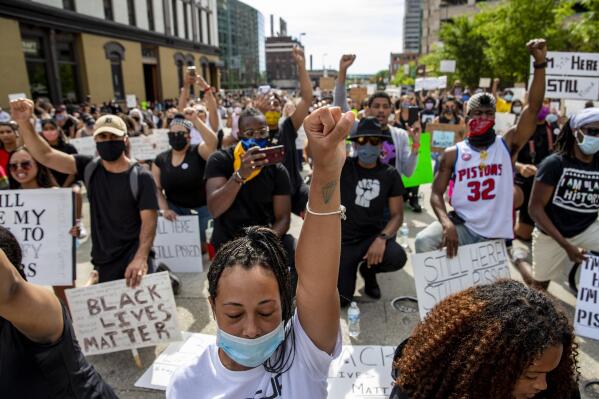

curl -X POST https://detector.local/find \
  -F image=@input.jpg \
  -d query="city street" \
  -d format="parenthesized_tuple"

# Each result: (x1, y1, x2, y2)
(74, 183, 599, 399)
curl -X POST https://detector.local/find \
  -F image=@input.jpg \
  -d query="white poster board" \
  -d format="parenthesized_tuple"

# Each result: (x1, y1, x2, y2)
(8, 93, 27, 102)
(412, 240, 510, 319)
(494, 112, 517, 134)
(153, 215, 203, 273)
(70, 136, 97, 157)
(440, 60, 456, 73)
(0, 189, 74, 285)
(65, 272, 182, 356)
(530, 51, 599, 77)
(135, 334, 396, 398)
(129, 130, 170, 160)
(479, 78, 491, 88)
(126, 94, 137, 108)
(574, 253, 599, 341)
(415, 77, 448, 91)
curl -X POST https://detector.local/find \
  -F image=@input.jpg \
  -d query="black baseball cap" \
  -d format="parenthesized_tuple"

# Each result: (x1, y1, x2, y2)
(350, 117, 391, 140)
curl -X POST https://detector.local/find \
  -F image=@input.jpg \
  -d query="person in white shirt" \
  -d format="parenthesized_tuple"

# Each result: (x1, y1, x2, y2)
(167, 107, 355, 399)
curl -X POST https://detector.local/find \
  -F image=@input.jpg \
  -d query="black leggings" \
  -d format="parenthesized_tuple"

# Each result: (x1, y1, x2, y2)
(338, 236, 407, 304)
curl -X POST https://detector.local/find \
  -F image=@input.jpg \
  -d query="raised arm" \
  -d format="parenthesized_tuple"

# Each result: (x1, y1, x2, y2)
(333, 54, 356, 113)
(506, 39, 547, 157)
(290, 47, 314, 131)
(195, 74, 221, 132)
(0, 249, 63, 344)
(184, 108, 218, 159)
(10, 99, 77, 175)
(177, 73, 194, 112)
(296, 107, 355, 353)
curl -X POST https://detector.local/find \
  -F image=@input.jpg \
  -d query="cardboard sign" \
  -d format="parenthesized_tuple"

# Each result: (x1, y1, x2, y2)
(427, 123, 464, 153)
(0, 189, 74, 285)
(412, 240, 510, 319)
(135, 333, 396, 398)
(129, 130, 170, 160)
(440, 60, 456, 73)
(575, 253, 599, 340)
(319, 77, 336, 91)
(70, 136, 97, 157)
(479, 78, 491, 89)
(153, 216, 203, 273)
(65, 272, 182, 356)
(349, 87, 368, 106)
(402, 132, 434, 188)
(494, 112, 517, 134)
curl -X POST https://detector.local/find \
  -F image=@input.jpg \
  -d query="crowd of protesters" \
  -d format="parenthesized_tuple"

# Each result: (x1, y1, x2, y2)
(1, 36, 598, 399)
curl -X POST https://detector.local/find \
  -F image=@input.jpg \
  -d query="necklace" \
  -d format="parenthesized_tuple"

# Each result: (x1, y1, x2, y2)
(479, 150, 488, 170)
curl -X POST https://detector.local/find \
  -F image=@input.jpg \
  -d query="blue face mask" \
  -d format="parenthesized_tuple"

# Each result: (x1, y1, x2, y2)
(546, 114, 558, 124)
(504, 94, 513, 102)
(356, 143, 381, 165)
(240, 138, 269, 151)
(576, 130, 599, 155)
(217, 322, 285, 368)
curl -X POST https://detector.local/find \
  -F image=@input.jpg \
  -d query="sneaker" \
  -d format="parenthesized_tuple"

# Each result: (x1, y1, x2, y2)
(359, 261, 381, 299)
(409, 199, 423, 213)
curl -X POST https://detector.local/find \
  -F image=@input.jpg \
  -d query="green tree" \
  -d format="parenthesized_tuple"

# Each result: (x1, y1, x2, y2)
(559, 0, 599, 52)
(392, 61, 415, 86)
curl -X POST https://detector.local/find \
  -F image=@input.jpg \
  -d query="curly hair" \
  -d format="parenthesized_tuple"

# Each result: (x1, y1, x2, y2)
(395, 280, 578, 399)
(207, 226, 296, 374)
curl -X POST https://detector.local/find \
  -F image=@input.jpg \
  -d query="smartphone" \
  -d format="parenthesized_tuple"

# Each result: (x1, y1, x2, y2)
(256, 145, 285, 166)
(408, 106, 419, 126)
(187, 66, 196, 76)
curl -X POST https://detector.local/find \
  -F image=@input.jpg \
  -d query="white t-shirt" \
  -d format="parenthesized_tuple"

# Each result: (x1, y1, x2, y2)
(167, 312, 341, 399)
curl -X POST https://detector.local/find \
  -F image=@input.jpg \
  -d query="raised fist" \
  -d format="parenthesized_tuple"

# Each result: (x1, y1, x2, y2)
(355, 179, 380, 208)
(10, 98, 34, 122)
(292, 47, 306, 67)
(527, 38, 547, 63)
(339, 54, 356, 71)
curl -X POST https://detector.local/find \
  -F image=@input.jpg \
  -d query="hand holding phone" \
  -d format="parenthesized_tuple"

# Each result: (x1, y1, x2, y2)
(256, 145, 285, 166)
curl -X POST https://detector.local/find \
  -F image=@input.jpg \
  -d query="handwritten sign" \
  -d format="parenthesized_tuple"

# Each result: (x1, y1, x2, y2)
(427, 123, 464, 153)
(0, 189, 74, 285)
(320, 77, 336, 91)
(65, 272, 182, 356)
(415, 76, 447, 91)
(479, 78, 491, 89)
(494, 112, 517, 134)
(135, 334, 395, 399)
(412, 240, 510, 319)
(70, 136, 97, 157)
(575, 253, 599, 340)
(129, 130, 170, 160)
(153, 216, 203, 273)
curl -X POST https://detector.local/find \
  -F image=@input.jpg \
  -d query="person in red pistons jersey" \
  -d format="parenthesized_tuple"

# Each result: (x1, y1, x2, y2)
(415, 38, 548, 257)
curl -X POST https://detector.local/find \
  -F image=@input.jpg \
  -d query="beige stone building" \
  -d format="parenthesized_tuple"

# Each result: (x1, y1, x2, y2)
(0, 0, 222, 109)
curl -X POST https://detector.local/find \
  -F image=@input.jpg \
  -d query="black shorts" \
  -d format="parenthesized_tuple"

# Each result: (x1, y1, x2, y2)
(94, 248, 156, 283)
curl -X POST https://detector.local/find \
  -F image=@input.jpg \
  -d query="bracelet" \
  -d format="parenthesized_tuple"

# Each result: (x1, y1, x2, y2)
(533, 60, 548, 69)
(305, 203, 347, 220)
(233, 170, 244, 185)
(203, 86, 212, 92)
(412, 142, 421, 151)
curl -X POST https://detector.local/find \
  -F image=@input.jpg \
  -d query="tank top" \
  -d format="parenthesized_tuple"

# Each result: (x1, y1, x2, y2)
(452, 136, 514, 239)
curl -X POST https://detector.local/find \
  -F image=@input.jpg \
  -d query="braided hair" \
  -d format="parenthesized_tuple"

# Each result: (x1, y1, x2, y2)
(0, 226, 25, 280)
(395, 279, 578, 398)
(554, 117, 577, 157)
(207, 226, 296, 373)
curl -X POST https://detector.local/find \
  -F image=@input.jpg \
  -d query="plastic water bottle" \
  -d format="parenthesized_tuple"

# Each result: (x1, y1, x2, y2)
(348, 302, 360, 338)
(399, 222, 411, 252)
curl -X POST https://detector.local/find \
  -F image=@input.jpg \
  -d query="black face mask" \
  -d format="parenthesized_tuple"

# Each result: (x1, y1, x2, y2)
(169, 133, 188, 151)
(467, 129, 496, 148)
(96, 140, 125, 162)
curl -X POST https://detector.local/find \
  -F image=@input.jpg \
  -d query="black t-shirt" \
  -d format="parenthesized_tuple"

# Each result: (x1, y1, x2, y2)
(0, 307, 117, 398)
(154, 145, 207, 209)
(75, 155, 159, 265)
(272, 117, 302, 193)
(204, 148, 291, 248)
(517, 122, 556, 166)
(50, 142, 78, 186)
(536, 153, 599, 238)
(341, 157, 405, 244)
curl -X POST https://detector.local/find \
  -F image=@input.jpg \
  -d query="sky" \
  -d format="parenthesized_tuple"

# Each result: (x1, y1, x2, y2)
(242, 0, 406, 75)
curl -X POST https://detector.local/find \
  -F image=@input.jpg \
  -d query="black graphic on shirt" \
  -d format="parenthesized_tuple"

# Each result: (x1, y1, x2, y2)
(246, 372, 283, 399)
(355, 179, 381, 208)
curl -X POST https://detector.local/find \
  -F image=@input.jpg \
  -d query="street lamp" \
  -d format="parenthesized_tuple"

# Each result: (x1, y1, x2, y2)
(299, 32, 306, 44)
(323, 53, 328, 77)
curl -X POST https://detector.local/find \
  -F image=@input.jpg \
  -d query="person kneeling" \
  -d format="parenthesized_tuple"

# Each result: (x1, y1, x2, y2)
(338, 117, 407, 307)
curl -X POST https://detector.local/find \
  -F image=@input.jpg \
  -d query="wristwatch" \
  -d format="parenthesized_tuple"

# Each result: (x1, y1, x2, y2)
(233, 170, 244, 185)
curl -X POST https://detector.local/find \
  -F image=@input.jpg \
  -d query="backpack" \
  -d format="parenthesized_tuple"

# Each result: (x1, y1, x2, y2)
(83, 158, 141, 201)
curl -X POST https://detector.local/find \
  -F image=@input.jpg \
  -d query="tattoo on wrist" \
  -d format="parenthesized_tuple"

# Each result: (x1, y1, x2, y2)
(321, 180, 337, 204)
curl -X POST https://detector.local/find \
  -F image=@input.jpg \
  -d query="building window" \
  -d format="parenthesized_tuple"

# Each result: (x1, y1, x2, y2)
(56, 40, 80, 102)
(127, 0, 136, 26)
(206, 11, 211, 45)
(197, 9, 203, 43)
(147, 0, 155, 31)
(103, 0, 114, 21)
(63, 0, 75, 11)
(104, 42, 126, 100)
(174, 53, 186, 89)
(172, 0, 179, 37)
(183, 3, 189, 39)
(22, 36, 51, 100)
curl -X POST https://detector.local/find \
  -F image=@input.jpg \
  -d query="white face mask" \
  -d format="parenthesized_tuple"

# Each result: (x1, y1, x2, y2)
(512, 106, 522, 115)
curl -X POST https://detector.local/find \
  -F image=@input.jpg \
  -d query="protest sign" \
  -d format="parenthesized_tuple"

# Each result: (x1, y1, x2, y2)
(66, 272, 182, 356)
(574, 252, 599, 341)
(349, 87, 368, 106)
(8, 93, 27, 102)
(402, 132, 434, 188)
(494, 112, 517, 134)
(126, 94, 137, 108)
(153, 215, 203, 273)
(319, 77, 336, 91)
(427, 123, 464, 153)
(415, 77, 447, 91)
(70, 136, 97, 157)
(479, 78, 491, 88)
(136, 333, 395, 398)
(129, 130, 170, 160)
(412, 240, 510, 319)
(530, 52, 599, 101)
(0, 189, 74, 285)
(440, 60, 456, 73)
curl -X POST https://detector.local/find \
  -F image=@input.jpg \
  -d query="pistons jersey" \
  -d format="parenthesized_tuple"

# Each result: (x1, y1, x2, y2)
(452, 135, 514, 239)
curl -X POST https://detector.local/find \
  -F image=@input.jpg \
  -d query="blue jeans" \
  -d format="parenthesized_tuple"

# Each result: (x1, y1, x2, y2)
(414, 221, 487, 253)
(168, 202, 212, 244)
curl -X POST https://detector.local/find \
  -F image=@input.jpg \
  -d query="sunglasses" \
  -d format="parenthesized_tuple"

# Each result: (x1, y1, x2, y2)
(354, 136, 383, 146)
(242, 127, 269, 138)
(9, 160, 33, 171)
